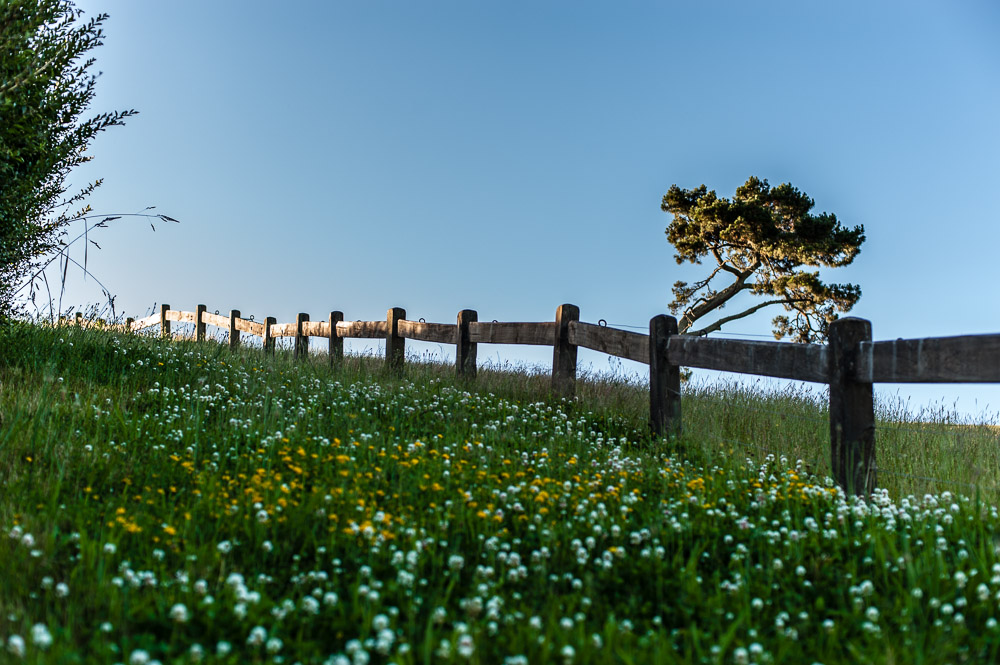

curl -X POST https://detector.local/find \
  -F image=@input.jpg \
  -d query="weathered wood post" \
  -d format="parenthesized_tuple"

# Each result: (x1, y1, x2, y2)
(386, 307, 406, 374)
(263, 316, 276, 355)
(75, 312, 83, 326)
(195, 304, 207, 342)
(552, 304, 579, 398)
(295, 313, 309, 360)
(329, 311, 344, 366)
(829, 317, 876, 496)
(126, 317, 134, 333)
(229, 310, 241, 351)
(456, 309, 478, 379)
(160, 304, 171, 338)
(649, 314, 682, 438)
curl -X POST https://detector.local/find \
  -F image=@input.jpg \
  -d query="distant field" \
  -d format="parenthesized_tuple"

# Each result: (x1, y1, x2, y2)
(2, 322, 1000, 664)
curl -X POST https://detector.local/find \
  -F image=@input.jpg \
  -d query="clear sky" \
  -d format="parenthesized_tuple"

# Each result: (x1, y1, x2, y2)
(52, 0, 1000, 419)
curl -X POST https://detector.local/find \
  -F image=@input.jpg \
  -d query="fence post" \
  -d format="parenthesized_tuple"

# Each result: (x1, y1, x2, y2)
(195, 304, 207, 342)
(295, 313, 309, 360)
(649, 314, 681, 438)
(329, 311, 344, 366)
(552, 304, 579, 398)
(229, 310, 241, 351)
(126, 317, 134, 333)
(264, 316, 276, 355)
(160, 304, 171, 338)
(456, 309, 478, 380)
(828, 317, 876, 497)
(75, 312, 83, 326)
(386, 307, 406, 374)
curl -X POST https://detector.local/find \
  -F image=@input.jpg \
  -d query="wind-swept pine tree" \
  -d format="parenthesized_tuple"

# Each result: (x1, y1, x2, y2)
(662, 176, 865, 343)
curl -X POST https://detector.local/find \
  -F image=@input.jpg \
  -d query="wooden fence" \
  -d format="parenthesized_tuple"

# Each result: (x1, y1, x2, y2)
(67, 306, 1000, 497)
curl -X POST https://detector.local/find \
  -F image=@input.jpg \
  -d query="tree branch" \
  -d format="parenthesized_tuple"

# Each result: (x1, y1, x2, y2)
(686, 296, 810, 337)
(678, 260, 761, 332)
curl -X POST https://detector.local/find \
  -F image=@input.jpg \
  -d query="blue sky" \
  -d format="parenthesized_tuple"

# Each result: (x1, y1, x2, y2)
(54, 0, 1000, 418)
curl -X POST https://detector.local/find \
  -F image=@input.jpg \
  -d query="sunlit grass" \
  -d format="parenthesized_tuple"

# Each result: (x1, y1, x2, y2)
(2, 321, 1000, 664)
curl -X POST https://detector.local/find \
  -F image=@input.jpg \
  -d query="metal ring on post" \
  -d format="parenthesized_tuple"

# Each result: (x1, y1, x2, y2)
(599, 319, 607, 327)
(214, 309, 219, 315)
(249, 315, 255, 322)
(419, 318, 426, 323)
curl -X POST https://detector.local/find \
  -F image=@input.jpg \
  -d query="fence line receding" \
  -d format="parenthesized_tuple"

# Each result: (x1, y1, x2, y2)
(62, 305, 1000, 497)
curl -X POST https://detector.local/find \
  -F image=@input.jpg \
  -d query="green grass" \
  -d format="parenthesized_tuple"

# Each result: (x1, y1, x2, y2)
(2, 321, 1000, 664)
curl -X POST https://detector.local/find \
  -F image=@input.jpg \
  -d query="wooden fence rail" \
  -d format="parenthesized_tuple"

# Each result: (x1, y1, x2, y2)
(61, 304, 1000, 497)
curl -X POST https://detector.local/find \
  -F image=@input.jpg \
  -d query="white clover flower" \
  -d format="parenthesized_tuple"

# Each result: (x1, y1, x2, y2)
(31, 624, 53, 650)
(216, 641, 232, 656)
(448, 554, 465, 571)
(104, 542, 117, 555)
(529, 616, 543, 630)
(561, 644, 575, 664)
(256, 510, 269, 524)
(865, 607, 879, 622)
(560, 617, 573, 630)
(247, 626, 267, 647)
(217, 540, 232, 554)
(129, 649, 151, 665)
(189, 643, 204, 662)
(170, 603, 190, 623)
(323, 591, 339, 607)
(265, 637, 283, 654)
(302, 596, 320, 615)
(372, 614, 390, 631)
(733, 647, 749, 665)
(194, 579, 208, 595)
(262, 540, 273, 553)
(55, 583, 69, 598)
(7, 635, 25, 658)
(457, 634, 475, 658)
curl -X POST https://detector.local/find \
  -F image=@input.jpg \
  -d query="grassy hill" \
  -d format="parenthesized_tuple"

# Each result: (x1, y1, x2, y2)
(2, 321, 1000, 664)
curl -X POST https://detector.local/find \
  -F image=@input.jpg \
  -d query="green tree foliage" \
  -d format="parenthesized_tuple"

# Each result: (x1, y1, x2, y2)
(0, 0, 135, 318)
(662, 176, 865, 343)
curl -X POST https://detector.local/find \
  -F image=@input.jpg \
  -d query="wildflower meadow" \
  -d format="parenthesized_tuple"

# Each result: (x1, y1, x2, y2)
(2, 321, 1000, 664)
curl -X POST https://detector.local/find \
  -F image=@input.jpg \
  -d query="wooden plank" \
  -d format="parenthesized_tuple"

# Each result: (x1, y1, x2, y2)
(336, 320, 387, 338)
(160, 304, 170, 336)
(649, 315, 681, 438)
(131, 313, 161, 331)
(456, 309, 477, 379)
(301, 320, 328, 337)
(856, 335, 1000, 383)
(829, 317, 876, 497)
(398, 319, 457, 344)
(201, 311, 229, 328)
(552, 304, 579, 397)
(234, 317, 264, 337)
(270, 322, 297, 337)
(569, 321, 650, 365)
(468, 321, 556, 345)
(666, 335, 829, 384)
(165, 309, 195, 323)
(386, 307, 405, 374)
